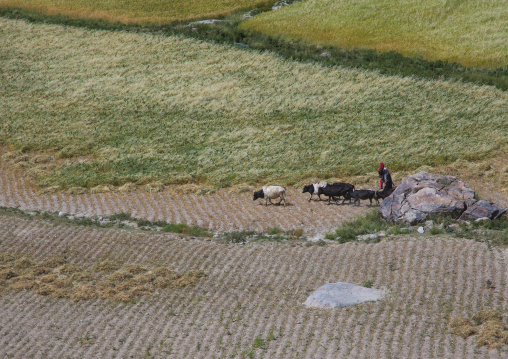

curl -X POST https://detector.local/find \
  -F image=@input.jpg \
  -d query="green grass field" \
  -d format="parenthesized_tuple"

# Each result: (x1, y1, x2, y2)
(0, 0, 272, 23)
(241, 0, 508, 68)
(1, 18, 507, 190)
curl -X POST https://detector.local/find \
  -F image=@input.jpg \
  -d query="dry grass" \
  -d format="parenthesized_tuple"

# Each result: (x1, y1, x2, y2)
(0, 253, 206, 302)
(71, 284, 97, 302)
(476, 320, 507, 349)
(57, 263, 80, 274)
(472, 310, 504, 325)
(450, 310, 508, 349)
(0, 0, 272, 23)
(94, 259, 121, 272)
(1, 18, 506, 190)
(242, 0, 508, 68)
(39, 273, 58, 283)
(449, 317, 477, 339)
(12, 257, 34, 269)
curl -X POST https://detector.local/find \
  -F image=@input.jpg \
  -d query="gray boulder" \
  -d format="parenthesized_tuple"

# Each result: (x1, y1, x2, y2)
(459, 200, 506, 221)
(303, 282, 385, 308)
(379, 172, 505, 224)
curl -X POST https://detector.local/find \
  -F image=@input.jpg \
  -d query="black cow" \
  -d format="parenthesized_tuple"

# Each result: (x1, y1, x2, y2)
(345, 189, 378, 206)
(317, 183, 355, 204)
(375, 187, 395, 202)
(332, 182, 355, 203)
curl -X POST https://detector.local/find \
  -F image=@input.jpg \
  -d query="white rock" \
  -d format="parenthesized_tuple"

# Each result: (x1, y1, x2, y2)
(304, 282, 385, 308)
(475, 217, 491, 222)
(417, 227, 425, 234)
(58, 211, 67, 217)
(425, 220, 434, 228)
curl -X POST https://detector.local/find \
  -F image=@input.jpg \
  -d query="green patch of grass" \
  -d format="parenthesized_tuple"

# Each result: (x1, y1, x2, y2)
(223, 231, 257, 244)
(162, 223, 212, 237)
(327, 210, 410, 242)
(241, 0, 508, 68)
(430, 227, 445, 235)
(334, 229, 357, 243)
(108, 213, 133, 221)
(222, 229, 305, 244)
(252, 336, 265, 349)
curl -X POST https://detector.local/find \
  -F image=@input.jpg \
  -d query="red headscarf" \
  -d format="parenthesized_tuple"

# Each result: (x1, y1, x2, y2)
(379, 162, 384, 169)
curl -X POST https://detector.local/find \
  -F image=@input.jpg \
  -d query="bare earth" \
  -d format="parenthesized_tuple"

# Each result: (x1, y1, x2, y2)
(0, 213, 507, 359)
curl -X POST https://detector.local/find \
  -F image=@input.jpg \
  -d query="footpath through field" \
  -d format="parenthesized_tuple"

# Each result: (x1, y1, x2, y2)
(1, 161, 507, 234)
(0, 162, 371, 234)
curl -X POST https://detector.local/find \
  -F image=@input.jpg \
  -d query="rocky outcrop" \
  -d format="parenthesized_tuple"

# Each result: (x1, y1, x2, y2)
(379, 172, 505, 224)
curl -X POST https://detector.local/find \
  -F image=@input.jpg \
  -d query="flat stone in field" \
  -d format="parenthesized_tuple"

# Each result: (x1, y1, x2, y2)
(303, 282, 385, 308)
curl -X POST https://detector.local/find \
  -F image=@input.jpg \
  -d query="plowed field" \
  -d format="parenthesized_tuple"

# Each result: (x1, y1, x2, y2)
(0, 212, 507, 358)
(0, 161, 372, 234)
(1, 161, 508, 235)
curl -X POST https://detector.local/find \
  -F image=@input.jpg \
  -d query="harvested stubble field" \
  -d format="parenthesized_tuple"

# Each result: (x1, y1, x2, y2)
(0, 160, 371, 234)
(1, 211, 508, 358)
(1, 18, 507, 191)
(2, 157, 508, 235)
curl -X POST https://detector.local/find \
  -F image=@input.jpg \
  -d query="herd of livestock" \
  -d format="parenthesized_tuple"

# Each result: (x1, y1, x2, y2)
(253, 181, 395, 207)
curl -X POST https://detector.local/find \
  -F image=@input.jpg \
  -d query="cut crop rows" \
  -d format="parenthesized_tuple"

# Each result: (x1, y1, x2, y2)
(0, 214, 507, 358)
(2, 161, 508, 235)
(0, 162, 372, 234)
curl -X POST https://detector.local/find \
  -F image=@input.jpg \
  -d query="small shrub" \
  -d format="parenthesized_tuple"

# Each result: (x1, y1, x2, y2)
(335, 229, 356, 243)
(252, 336, 265, 349)
(108, 213, 133, 221)
(324, 232, 336, 240)
(363, 280, 374, 288)
(287, 228, 304, 239)
(224, 231, 256, 243)
(430, 227, 445, 235)
(268, 227, 282, 235)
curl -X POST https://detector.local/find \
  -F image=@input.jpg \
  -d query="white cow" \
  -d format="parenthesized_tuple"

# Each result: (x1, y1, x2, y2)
(253, 186, 287, 206)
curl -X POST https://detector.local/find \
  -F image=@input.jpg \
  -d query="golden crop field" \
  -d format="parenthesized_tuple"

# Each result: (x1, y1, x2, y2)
(0, 0, 272, 23)
(1, 18, 506, 191)
(241, 0, 508, 68)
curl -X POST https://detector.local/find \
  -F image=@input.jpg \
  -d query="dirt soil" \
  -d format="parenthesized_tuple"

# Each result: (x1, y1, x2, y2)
(0, 213, 507, 358)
